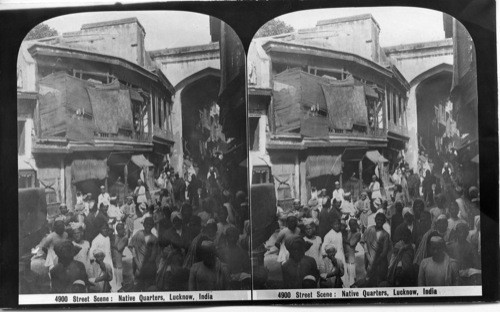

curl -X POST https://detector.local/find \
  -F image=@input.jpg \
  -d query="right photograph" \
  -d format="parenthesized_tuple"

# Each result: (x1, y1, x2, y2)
(248, 7, 480, 297)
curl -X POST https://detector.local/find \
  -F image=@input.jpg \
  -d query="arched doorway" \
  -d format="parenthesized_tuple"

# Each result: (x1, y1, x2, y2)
(180, 73, 224, 179)
(414, 65, 453, 171)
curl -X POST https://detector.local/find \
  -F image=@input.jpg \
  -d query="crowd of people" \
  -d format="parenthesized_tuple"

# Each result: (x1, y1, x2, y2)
(270, 164, 481, 289)
(24, 164, 250, 294)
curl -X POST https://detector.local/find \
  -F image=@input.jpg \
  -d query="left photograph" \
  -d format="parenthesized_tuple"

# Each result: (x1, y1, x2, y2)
(17, 11, 249, 303)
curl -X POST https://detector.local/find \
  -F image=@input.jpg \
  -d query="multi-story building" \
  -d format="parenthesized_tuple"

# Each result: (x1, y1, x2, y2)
(445, 14, 479, 187)
(17, 18, 175, 209)
(248, 14, 410, 205)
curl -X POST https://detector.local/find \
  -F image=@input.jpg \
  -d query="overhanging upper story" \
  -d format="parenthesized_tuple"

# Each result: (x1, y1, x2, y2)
(248, 37, 411, 150)
(22, 42, 176, 155)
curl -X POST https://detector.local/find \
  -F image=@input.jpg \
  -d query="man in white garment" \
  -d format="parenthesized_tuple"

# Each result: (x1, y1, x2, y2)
(331, 181, 345, 204)
(98, 185, 110, 208)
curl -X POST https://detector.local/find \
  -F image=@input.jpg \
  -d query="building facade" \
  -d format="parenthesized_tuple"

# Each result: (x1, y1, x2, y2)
(17, 18, 175, 209)
(248, 14, 410, 205)
(446, 15, 479, 187)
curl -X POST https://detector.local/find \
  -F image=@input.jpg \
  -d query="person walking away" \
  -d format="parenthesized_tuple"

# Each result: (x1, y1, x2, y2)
(173, 173, 186, 205)
(400, 170, 410, 205)
(407, 169, 420, 199)
(422, 170, 435, 207)
(391, 202, 404, 242)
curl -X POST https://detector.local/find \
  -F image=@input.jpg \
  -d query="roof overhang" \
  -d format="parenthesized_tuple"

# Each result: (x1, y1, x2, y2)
(267, 134, 387, 150)
(28, 43, 173, 93)
(262, 40, 409, 92)
(249, 87, 272, 96)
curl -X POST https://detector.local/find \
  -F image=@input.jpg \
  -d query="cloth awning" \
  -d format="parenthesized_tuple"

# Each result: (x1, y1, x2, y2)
(87, 86, 134, 134)
(131, 154, 154, 167)
(365, 150, 389, 163)
(322, 84, 368, 130)
(306, 154, 342, 179)
(71, 159, 108, 183)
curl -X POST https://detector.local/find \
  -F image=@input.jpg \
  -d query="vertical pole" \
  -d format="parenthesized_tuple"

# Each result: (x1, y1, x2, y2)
(383, 86, 388, 131)
(395, 94, 400, 126)
(294, 153, 300, 200)
(124, 163, 128, 195)
(148, 88, 153, 141)
(60, 158, 65, 205)
(359, 159, 363, 185)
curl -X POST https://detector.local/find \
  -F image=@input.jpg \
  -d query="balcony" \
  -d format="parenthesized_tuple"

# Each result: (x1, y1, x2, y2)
(330, 127, 386, 139)
(387, 122, 409, 139)
(153, 125, 174, 143)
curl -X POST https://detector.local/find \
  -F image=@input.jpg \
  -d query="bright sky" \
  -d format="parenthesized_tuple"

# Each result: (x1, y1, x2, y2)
(277, 7, 447, 47)
(41, 6, 447, 53)
(44, 11, 212, 51)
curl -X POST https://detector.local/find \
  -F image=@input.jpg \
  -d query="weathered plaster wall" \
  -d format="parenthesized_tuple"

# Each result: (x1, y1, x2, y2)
(385, 40, 453, 170)
(150, 43, 220, 87)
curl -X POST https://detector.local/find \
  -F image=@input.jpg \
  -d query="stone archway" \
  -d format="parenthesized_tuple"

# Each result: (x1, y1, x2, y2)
(405, 63, 453, 170)
(178, 71, 223, 179)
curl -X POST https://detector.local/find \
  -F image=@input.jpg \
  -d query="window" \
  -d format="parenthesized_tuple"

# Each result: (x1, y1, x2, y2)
(18, 120, 26, 156)
(45, 188, 59, 205)
(163, 99, 168, 130)
(159, 97, 164, 128)
(152, 94, 156, 127)
(249, 117, 260, 151)
(252, 166, 271, 184)
(18, 170, 37, 189)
